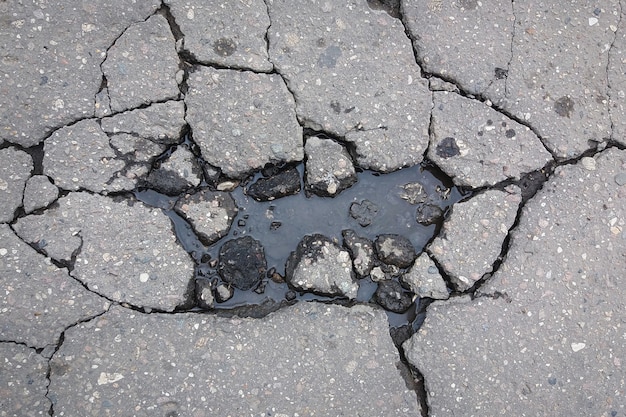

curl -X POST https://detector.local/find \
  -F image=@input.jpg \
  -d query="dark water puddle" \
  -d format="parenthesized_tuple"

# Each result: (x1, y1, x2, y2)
(136, 162, 465, 328)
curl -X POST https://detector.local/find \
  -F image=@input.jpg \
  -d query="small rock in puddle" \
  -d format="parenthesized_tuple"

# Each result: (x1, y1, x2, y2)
(195, 278, 215, 309)
(375, 234, 416, 268)
(285, 234, 358, 299)
(246, 166, 301, 201)
(415, 204, 444, 225)
(218, 236, 267, 291)
(215, 283, 235, 302)
(342, 229, 376, 278)
(349, 199, 380, 227)
(399, 182, 428, 205)
(370, 266, 389, 282)
(375, 280, 413, 313)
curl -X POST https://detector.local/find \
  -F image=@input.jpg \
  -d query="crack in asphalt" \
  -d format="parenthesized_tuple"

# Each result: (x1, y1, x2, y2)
(505, 0, 517, 98)
(7, 3, 624, 415)
(607, 0, 624, 144)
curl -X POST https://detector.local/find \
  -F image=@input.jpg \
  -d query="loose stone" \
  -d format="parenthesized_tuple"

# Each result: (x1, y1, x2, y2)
(370, 266, 389, 283)
(375, 234, 417, 269)
(285, 234, 358, 299)
(349, 200, 380, 227)
(246, 166, 301, 201)
(342, 229, 376, 278)
(146, 145, 203, 195)
(375, 280, 413, 313)
(416, 204, 444, 226)
(215, 283, 235, 303)
(218, 236, 267, 291)
(399, 182, 428, 205)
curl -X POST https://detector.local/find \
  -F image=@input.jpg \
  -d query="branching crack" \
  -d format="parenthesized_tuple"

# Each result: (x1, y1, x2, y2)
(44, 307, 111, 416)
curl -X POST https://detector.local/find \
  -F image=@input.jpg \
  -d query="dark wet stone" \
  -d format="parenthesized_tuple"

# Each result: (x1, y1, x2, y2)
(218, 236, 267, 291)
(554, 96, 575, 118)
(285, 234, 357, 299)
(342, 229, 376, 278)
(375, 280, 413, 313)
(415, 204, 444, 226)
(246, 167, 301, 201)
(436, 137, 461, 158)
(349, 200, 380, 227)
(375, 234, 416, 268)
(389, 324, 413, 348)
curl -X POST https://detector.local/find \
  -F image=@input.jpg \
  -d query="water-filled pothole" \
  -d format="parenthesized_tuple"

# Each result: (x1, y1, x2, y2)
(135, 160, 465, 329)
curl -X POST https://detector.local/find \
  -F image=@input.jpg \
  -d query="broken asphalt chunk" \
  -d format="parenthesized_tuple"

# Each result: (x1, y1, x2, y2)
(102, 14, 180, 112)
(185, 67, 303, 178)
(429, 92, 553, 188)
(164, 0, 273, 72)
(428, 186, 522, 291)
(305, 136, 357, 197)
(267, 0, 431, 172)
(49, 303, 419, 415)
(0, 224, 109, 348)
(0, 148, 33, 223)
(13, 192, 194, 311)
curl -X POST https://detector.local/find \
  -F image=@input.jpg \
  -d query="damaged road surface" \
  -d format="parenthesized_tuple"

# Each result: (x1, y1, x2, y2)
(1, 0, 625, 416)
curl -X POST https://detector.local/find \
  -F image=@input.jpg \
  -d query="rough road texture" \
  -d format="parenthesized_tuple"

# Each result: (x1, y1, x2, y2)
(405, 149, 626, 416)
(1, 0, 625, 415)
(50, 303, 418, 416)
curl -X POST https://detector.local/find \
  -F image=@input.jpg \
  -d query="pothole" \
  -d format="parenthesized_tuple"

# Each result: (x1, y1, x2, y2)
(135, 152, 466, 335)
